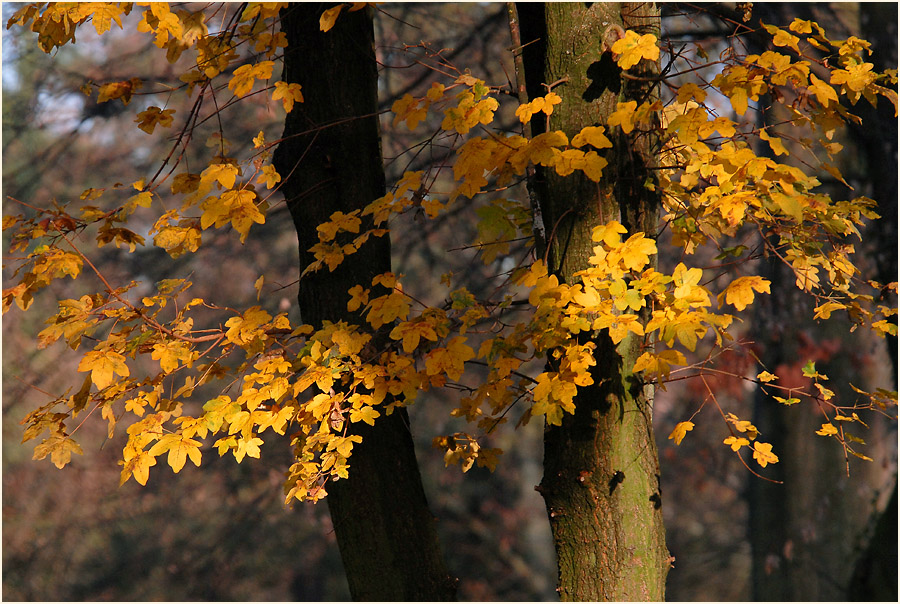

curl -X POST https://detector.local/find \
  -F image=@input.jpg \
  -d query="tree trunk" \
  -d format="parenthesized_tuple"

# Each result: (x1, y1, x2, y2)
(272, 5, 456, 600)
(516, 3, 669, 600)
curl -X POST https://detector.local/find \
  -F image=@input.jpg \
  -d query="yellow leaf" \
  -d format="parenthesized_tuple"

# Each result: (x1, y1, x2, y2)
(723, 436, 749, 451)
(571, 125, 613, 149)
(425, 336, 475, 381)
(319, 5, 343, 32)
(607, 101, 638, 133)
(33, 434, 83, 469)
(97, 77, 142, 105)
(121, 451, 157, 485)
(719, 276, 771, 311)
(611, 30, 660, 69)
(135, 106, 175, 134)
(773, 395, 801, 405)
(759, 129, 788, 156)
(756, 371, 778, 383)
(200, 163, 238, 189)
(233, 437, 263, 463)
(349, 406, 380, 426)
(752, 441, 779, 467)
(78, 350, 130, 390)
(256, 164, 281, 189)
(668, 421, 694, 445)
(390, 319, 439, 353)
(272, 81, 304, 112)
(808, 73, 838, 107)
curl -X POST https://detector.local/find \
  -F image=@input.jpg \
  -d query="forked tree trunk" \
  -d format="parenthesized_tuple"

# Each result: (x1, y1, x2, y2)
(516, 2, 669, 600)
(273, 5, 455, 600)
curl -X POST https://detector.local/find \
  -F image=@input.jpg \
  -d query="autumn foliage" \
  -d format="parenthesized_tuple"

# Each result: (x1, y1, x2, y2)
(4, 2, 897, 506)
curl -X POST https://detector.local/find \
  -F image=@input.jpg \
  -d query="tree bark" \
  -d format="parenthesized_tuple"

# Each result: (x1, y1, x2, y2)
(273, 5, 455, 600)
(516, 3, 669, 600)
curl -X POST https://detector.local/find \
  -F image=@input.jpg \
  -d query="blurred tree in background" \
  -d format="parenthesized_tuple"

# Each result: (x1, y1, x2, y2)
(2, 2, 896, 600)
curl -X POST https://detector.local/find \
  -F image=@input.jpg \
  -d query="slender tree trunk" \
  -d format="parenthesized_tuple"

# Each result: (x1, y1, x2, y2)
(273, 5, 456, 600)
(516, 3, 669, 599)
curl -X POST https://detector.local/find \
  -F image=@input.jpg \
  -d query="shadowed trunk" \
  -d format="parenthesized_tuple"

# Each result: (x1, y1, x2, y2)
(273, 4, 456, 600)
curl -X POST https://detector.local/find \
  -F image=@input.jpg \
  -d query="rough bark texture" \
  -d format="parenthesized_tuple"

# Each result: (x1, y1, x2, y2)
(272, 5, 456, 600)
(517, 3, 669, 600)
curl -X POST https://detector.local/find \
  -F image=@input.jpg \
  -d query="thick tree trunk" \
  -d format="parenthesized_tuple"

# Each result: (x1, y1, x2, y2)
(516, 3, 669, 600)
(272, 5, 455, 600)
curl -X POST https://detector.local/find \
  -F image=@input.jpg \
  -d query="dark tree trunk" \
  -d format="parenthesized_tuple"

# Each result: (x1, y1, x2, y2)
(273, 5, 456, 600)
(516, 2, 669, 599)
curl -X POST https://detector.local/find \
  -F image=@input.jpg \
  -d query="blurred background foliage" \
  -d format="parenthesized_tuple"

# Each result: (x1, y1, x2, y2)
(2, 2, 895, 600)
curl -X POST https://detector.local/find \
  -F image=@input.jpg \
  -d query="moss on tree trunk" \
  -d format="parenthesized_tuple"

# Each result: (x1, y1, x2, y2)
(517, 2, 669, 599)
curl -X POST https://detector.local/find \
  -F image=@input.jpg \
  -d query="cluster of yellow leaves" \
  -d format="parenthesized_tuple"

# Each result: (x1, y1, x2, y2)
(5, 10, 898, 504)
(514, 92, 562, 123)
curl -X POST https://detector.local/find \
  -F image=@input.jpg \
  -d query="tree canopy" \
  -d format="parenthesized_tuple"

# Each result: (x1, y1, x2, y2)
(3, 2, 897, 600)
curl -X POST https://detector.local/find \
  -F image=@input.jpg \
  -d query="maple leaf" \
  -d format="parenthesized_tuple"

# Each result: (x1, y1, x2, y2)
(719, 276, 771, 311)
(668, 421, 694, 445)
(83, 3, 127, 35)
(97, 77, 142, 105)
(366, 291, 410, 329)
(317, 210, 361, 242)
(349, 406, 380, 426)
(319, 4, 344, 32)
(135, 106, 175, 134)
(723, 436, 749, 452)
(756, 371, 778, 383)
(121, 450, 157, 486)
(425, 337, 475, 381)
(571, 125, 613, 149)
(752, 441, 779, 467)
(607, 101, 638, 133)
(272, 81, 304, 112)
(676, 82, 707, 103)
(390, 319, 439, 353)
(633, 349, 686, 380)
(228, 61, 274, 98)
(759, 129, 788, 156)
(830, 62, 877, 93)
(233, 436, 264, 463)
(78, 350, 130, 390)
(149, 435, 202, 473)
(224, 306, 272, 346)
(33, 433, 84, 469)
(200, 163, 239, 190)
(611, 30, 660, 70)
(151, 340, 195, 373)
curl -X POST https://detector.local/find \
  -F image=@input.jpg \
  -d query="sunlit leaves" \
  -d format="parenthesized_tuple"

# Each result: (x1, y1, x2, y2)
(514, 92, 562, 123)
(32, 433, 84, 469)
(228, 61, 274, 97)
(611, 30, 659, 69)
(5, 9, 897, 504)
(77, 350, 130, 390)
(718, 276, 771, 311)
(272, 81, 304, 112)
(148, 434, 202, 472)
(752, 442, 779, 468)
(668, 421, 694, 445)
